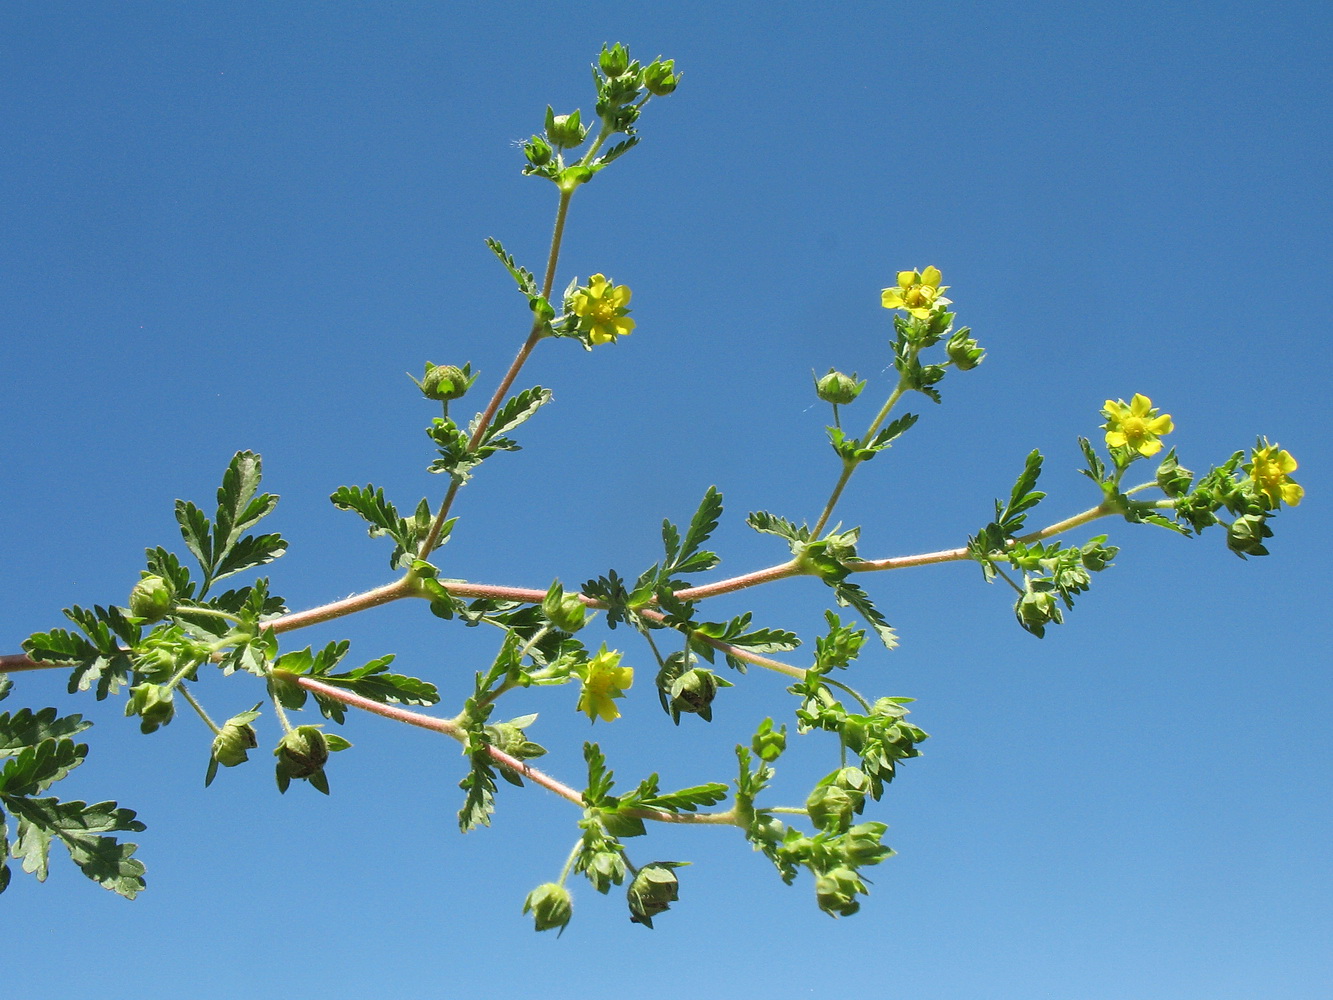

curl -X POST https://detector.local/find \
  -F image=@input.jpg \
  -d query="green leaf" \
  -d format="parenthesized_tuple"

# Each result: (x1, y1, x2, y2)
(995, 449, 1045, 536)
(485, 236, 538, 296)
(175, 499, 213, 571)
(746, 511, 809, 547)
(212, 532, 287, 583)
(330, 484, 402, 536)
(479, 386, 553, 443)
(306, 655, 441, 724)
(829, 582, 898, 650)
(628, 776, 729, 813)
(583, 741, 617, 808)
(867, 412, 919, 451)
(674, 486, 722, 573)
(0, 738, 86, 797)
(0, 708, 91, 755)
(144, 547, 196, 601)
(6, 796, 146, 898)
(594, 135, 639, 167)
(458, 754, 499, 832)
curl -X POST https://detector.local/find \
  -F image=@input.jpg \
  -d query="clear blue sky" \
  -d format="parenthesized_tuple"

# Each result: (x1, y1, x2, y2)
(3, 3, 1330, 997)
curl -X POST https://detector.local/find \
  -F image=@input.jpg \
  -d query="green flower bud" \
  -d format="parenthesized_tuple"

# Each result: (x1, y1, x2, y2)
(125, 682, 175, 733)
(542, 583, 587, 632)
(815, 369, 865, 405)
(598, 42, 631, 79)
(1016, 587, 1059, 628)
(643, 59, 679, 96)
(275, 725, 328, 780)
(545, 108, 588, 149)
(418, 362, 471, 402)
(524, 134, 552, 167)
(946, 328, 985, 370)
(626, 862, 683, 928)
(814, 866, 865, 918)
(750, 718, 787, 762)
(485, 715, 547, 761)
(129, 574, 174, 622)
(1080, 538, 1117, 572)
(523, 882, 573, 934)
(840, 821, 894, 867)
(1226, 513, 1272, 558)
(668, 667, 731, 723)
(807, 784, 857, 833)
(212, 717, 259, 768)
(1155, 452, 1194, 498)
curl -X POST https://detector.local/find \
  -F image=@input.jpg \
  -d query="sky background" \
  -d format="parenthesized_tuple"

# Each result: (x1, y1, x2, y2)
(2, 2, 1330, 997)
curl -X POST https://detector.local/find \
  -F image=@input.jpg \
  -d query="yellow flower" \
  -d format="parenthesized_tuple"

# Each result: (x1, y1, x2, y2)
(575, 646, 633, 723)
(1102, 393, 1174, 457)
(1246, 440, 1303, 507)
(881, 266, 951, 319)
(570, 274, 635, 345)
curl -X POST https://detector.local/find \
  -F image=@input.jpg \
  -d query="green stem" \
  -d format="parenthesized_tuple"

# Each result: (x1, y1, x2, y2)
(556, 838, 584, 886)
(417, 187, 576, 560)
(823, 678, 871, 712)
(811, 372, 912, 539)
(178, 686, 221, 735)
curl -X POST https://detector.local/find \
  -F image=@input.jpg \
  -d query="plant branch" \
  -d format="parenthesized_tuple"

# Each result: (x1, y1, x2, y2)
(0, 500, 1125, 676)
(417, 188, 576, 559)
(279, 672, 733, 824)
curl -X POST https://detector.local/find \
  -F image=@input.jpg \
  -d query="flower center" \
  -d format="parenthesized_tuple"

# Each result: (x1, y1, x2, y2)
(1121, 416, 1147, 439)
(591, 301, 617, 323)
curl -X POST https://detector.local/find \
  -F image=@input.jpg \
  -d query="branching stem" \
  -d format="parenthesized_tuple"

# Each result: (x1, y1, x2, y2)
(0, 497, 1131, 677)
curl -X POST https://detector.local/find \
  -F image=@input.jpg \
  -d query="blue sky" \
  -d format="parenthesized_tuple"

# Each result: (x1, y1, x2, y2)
(2, 2, 1330, 997)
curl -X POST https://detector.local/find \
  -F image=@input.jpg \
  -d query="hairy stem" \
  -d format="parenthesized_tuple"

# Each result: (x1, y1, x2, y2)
(278, 672, 734, 825)
(0, 500, 1130, 676)
(417, 188, 576, 559)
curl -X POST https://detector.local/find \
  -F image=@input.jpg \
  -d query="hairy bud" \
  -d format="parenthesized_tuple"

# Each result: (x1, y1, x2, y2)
(128, 574, 174, 622)
(643, 59, 679, 96)
(814, 866, 866, 917)
(418, 363, 471, 402)
(523, 882, 573, 934)
(125, 682, 175, 734)
(627, 862, 683, 928)
(815, 369, 865, 405)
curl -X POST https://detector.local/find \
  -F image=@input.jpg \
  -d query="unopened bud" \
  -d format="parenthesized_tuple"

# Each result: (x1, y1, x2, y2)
(542, 583, 587, 632)
(212, 716, 259, 768)
(545, 108, 588, 149)
(129, 575, 174, 622)
(523, 882, 573, 934)
(598, 42, 631, 78)
(815, 369, 864, 405)
(807, 785, 857, 832)
(669, 667, 728, 722)
(275, 725, 329, 780)
(946, 329, 984, 371)
(643, 59, 679, 96)
(626, 862, 682, 928)
(524, 134, 552, 167)
(126, 682, 175, 733)
(418, 363, 471, 402)
(814, 867, 865, 917)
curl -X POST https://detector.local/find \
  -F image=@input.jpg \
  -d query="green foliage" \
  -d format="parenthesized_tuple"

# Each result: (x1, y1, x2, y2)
(272, 642, 439, 724)
(0, 42, 1301, 933)
(175, 451, 286, 596)
(0, 681, 145, 897)
(330, 485, 439, 570)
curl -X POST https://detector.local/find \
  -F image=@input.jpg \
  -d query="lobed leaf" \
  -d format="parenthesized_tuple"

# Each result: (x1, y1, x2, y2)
(5, 796, 146, 898)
